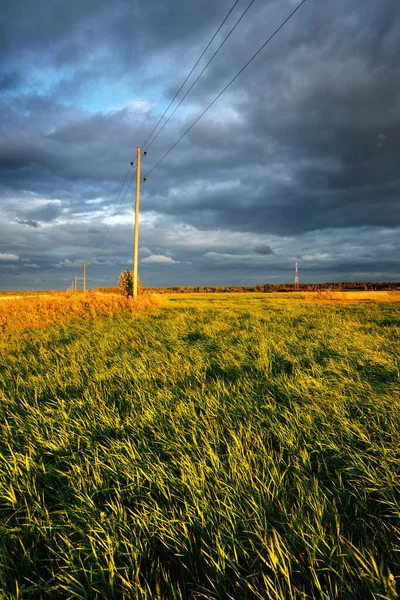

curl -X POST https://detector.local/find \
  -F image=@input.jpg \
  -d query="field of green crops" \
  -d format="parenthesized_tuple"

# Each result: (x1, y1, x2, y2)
(0, 293, 399, 599)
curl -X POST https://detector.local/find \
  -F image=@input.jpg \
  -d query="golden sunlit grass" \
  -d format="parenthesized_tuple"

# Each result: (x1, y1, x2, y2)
(308, 290, 400, 303)
(0, 292, 399, 598)
(0, 291, 161, 332)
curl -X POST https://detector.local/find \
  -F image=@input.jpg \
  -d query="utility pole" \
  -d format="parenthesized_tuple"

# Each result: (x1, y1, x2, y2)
(83, 260, 87, 293)
(131, 147, 146, 298)
(133, 147, 141, 299)
(295, 261, 299, 290)
(74, 276, 78, 293)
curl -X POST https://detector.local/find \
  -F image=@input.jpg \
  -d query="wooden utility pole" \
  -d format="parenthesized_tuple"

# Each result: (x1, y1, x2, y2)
(295, 261, 299, 290)
(83, 260, 87, 293)
(74, 276, 78, 293)
(133, 147, 141, 298)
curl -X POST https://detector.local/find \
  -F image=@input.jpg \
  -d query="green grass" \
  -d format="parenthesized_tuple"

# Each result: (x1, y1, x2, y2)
(0, 293, 399, 599)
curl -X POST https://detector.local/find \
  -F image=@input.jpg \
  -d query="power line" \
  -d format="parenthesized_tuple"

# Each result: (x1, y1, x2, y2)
(145, 0, 256, 153)
(87, 3, 243, 267)
(141, 0, 241, 150)
(86, 94, 152, 264)
(88, 1, 247, 266)
(90, 166, 134, 252)
(85, 165, 135, 265)
(145, 0, 308, 179)
(108, 166, 132, 215)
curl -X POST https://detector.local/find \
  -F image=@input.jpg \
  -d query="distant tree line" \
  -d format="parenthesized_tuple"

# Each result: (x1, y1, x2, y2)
(93, 281, 400, 294)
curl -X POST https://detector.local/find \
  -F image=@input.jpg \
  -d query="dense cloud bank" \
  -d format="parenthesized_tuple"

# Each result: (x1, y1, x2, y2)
(0, 0, 399, 289)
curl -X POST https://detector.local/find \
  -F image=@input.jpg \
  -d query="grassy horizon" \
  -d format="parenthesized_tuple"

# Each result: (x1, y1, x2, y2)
(0, 293, 399, 598)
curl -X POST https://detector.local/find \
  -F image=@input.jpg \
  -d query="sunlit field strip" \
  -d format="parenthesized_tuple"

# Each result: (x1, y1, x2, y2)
(0, 292, 161, 332)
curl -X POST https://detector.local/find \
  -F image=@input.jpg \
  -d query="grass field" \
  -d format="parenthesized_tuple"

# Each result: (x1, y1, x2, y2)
(0, 292, 399, 599)
(0, 292, 160, 332)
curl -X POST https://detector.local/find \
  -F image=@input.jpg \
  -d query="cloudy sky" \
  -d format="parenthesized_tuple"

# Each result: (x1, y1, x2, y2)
(0, 0, 399, 290)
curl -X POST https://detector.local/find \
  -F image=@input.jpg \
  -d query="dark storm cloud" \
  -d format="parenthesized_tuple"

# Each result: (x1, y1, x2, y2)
(15, 219, 41, 228)
(0, 0, 226, 91)
(21, 203, 62, 223)
(0, 0, 399, 288)
(255, 245, 274, 256)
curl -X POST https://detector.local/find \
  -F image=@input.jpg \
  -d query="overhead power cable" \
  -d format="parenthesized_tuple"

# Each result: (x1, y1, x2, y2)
(88, 1, 242, 264)
(85, 165, 136, 264)
(145, 0, 256, 153)
(145, 0, 307, 179)
(141, 0, 241, 150)
(91, 165, 134, 251)
(106, 166, 133, 217)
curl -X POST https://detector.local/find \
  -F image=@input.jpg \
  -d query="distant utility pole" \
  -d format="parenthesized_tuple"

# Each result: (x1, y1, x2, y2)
(131, 147, 146, 298)
(295, 261, 299, 290)
(74, 276, 78, 293)
(83, 260, 87, 293)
